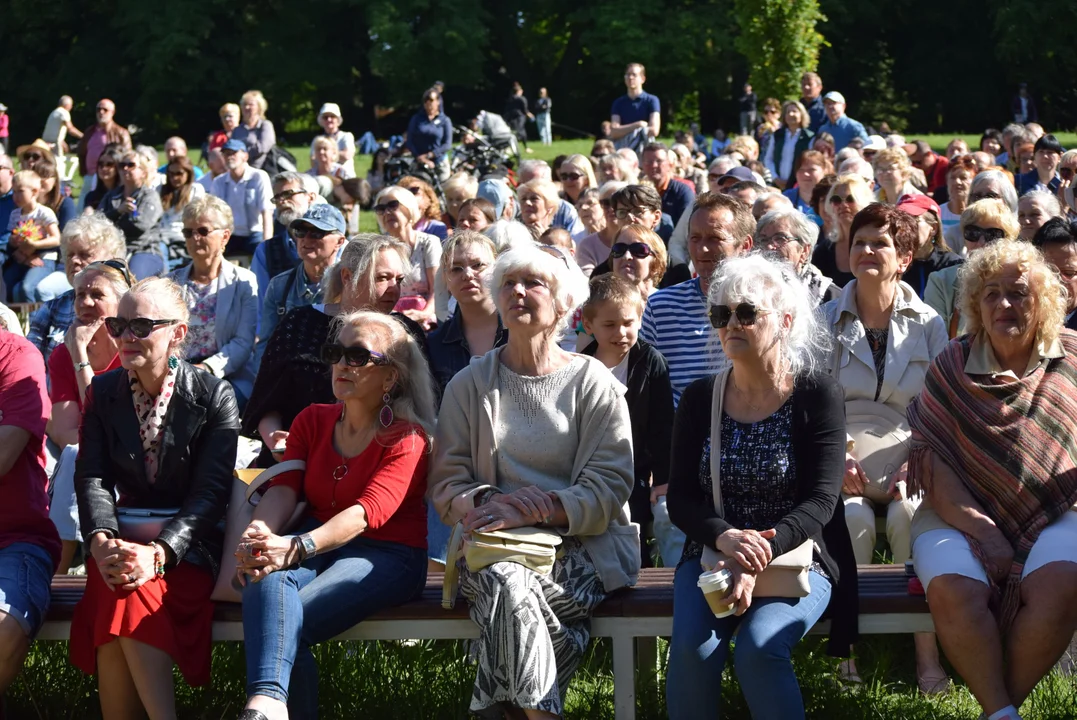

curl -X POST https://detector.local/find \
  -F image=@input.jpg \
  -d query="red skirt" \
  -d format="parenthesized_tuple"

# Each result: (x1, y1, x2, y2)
(70, 560, 216, 686)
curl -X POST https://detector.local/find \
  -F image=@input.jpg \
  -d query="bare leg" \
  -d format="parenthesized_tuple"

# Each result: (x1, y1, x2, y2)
(117, 637, 177, 720)
(914, 632, 950, 693)
(244, 696, 288, 720)
(57, 540, 80, 575)
(427, 559, 445, 575)
(927, 574, 1012, 714)
(95, 640, 144, 720)
(1005, 562, 1077, 707)
(0, 613, 30, 693)
(521, 710, 559, 720)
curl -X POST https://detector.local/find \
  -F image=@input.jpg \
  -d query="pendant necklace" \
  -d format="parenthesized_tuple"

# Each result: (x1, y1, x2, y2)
(332, 406, 350, 508)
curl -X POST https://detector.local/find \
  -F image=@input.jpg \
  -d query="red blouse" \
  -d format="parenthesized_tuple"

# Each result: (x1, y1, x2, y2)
(47, 344, 121, 411)
(269, 403, 429, 549)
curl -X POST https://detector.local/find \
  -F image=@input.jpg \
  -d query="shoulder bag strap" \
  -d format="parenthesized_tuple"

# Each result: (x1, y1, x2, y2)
(709, 368, 732, 519)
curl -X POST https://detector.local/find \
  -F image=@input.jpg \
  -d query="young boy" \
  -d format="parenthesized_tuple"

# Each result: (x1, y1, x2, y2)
(4, 171, 60, 302)
(581, 274, 674, 567)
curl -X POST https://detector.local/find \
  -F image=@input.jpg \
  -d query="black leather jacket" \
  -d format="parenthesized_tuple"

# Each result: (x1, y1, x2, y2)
(75, 361, 240, 576)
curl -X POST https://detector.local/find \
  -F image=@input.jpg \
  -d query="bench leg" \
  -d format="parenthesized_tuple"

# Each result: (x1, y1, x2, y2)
(612, 633, 637, 720)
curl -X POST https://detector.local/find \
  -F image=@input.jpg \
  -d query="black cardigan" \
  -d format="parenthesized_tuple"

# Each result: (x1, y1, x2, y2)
(666, 372, 858, 655)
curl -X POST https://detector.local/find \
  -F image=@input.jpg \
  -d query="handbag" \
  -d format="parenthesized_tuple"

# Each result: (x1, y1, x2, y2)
(211, 460, 308, 603)
(699, 368, 814, 598)
(116, 507, 180, 544)
(441, 521, 563, 609)
(845, 399, 911, 504)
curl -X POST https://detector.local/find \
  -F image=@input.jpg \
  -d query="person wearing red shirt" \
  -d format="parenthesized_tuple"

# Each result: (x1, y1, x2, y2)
(911, 140, 950, 197)
(236, 309, 435, 720)
(0, 329, 61, 693)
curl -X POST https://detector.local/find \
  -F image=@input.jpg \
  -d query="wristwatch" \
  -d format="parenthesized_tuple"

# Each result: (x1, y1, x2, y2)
(297, 533, 318, 562)
(74, 360, 92, 372)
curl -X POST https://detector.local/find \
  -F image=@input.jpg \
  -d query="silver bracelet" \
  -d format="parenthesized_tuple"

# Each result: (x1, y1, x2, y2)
(74, 360, 92, 372)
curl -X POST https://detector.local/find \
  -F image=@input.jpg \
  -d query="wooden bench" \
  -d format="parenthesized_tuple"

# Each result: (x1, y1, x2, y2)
(39, 565, 928, 720)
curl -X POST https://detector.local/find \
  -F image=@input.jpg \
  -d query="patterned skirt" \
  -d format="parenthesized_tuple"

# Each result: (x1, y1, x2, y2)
(459, 538, 607, 717)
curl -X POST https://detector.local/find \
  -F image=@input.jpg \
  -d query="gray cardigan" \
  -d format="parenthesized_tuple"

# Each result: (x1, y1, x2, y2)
(430, 348, 641, 592)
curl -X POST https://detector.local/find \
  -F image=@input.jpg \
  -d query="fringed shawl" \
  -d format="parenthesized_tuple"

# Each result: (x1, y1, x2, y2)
(906, 332, 1077, 631)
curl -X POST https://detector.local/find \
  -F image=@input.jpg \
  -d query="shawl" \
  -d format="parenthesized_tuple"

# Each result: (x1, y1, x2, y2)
(129, 360, 180, 483)
(906, 332, 1077, 631)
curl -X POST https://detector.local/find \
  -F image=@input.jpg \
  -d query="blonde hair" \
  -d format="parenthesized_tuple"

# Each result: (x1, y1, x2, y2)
(12, 170, 41, 190)
(442, 172, 479, 201)
(126, 277, 190, 356)
(241, 90, 268, 120)
(324, 234, 412, 306)
(872, 148, 912, 178)
(960, 198, 1020, 241)
(726, 135, 760, 162)
(614, 224, 668, 285)
(219, 103, 240, 119)
(60, 212, 126, 263)
(958, 239, 1066, 347)
(517, 179, 560, 217)
(75, 262, 129, 299)
(781, 100, 811, 131)
(439, 230, 498, 285)
(331, 310, 436, 441)
(182, 194, 234, 232)
(560, 154, 597, 190)
(310, 136, 337, 160)
(374, 186, 421, 226)
(824, 174, 876, 236)
(582, 273, 644, 321)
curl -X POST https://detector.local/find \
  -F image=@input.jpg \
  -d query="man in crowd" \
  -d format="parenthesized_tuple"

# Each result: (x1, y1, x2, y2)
(0, 155, 14, 257)
(738, 83, 758, 135)
(0, 328, 61, 696)
(75, 98, 132, 179)
(610, 63, 661, 152)
(210, 138, 273, 256)
(817, 91, 869, 152)
(1012, 82, 1037, 124)
(642, 142, 695, 226)
(41, 96, 83, 156)
(910, 140, 950, 196)
(250, 171, 320, 308)
(157, 136, 204, 179)
(800, 71, 827, 132)
(517, 159, 585, 237)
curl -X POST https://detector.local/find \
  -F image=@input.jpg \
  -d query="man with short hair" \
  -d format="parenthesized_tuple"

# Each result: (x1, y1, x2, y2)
(642, 142, 695, 226)
(727, 180, 765, 207)
(41, 96, 83, 155)
(738, 83, 758, 135)
(250, 172, 320, 307)
(210, 138, 274, 256)
(75, 98, 132, 178)
(157, 137, 204, 179)
(517, 159, 585, 237)
(816, 91, 869, 152)
(640, 192, 754, 566)
(589, 185, 681, 281)
(800, 72, 827, 132)
(610, 63, 661, 152)
(997, 123, 1026, 167)
(910, 140, 949, 196)
(198, 148, 226, 194)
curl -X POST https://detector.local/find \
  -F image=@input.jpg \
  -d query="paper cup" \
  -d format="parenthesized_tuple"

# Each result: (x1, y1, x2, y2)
(697, 568, 736, 618)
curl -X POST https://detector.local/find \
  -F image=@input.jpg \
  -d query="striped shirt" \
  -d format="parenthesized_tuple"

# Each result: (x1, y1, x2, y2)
(640, 277, 725, 406)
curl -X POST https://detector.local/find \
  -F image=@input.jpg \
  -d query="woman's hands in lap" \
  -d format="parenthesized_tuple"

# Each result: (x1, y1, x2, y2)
(712, 559, 758, 615)
(89, 535, 158, 591)
(974, 526, 1015, 584)
(842, 453, 869, 496)
(464, 488, 555, 533)
(716, 528, 776, 573)
(234, 520, 299, 585)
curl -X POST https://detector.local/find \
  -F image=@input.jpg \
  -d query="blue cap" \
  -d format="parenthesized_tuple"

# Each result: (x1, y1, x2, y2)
(291, 203, 346, 235)
(222, 138, 247, 153)
(477, 178, 512, 220)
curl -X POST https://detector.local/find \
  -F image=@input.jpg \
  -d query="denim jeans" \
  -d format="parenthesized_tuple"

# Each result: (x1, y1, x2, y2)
(128, 252, 167, 279)
(4, 258, 57, 303)
(28, 269, 72, 302)
(227, 231, 264, 257)
(651, 495, 688, 568)
(426, 502, 452, 564)
(0, 542, 54, 639)
(667, 561, 832, 720)
(241, 526, 427, 718)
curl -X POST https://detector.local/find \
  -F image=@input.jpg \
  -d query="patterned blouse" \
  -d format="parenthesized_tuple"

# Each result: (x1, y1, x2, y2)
(181, 278, 219, 363)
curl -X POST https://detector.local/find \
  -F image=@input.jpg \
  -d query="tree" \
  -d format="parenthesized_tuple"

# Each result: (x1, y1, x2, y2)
(732, 0, 827, 101)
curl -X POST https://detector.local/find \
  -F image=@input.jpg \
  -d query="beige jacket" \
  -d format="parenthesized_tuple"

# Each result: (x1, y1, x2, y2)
(923, 264, 964, 336)
(822, 280, 949, 416)
(430, 349, 640, 592)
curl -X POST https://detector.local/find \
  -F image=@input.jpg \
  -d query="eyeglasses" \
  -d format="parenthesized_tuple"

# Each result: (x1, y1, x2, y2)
(373, 199, 401, 215)
(560, 172, 584, 182)
(271, 189, 305, 205)
(320, 343, 390, 367)
(614, 207, 652, 220)
(182, 226, 220, 239)
(448, 260, 489, 278)
(538, 244, 571, 269)
(610, 242, 653, 259)
(828, 194, 858, 205)
(104, 317, 177, 339)
(708, 303, 773, 329)
(86, 259, 134, 287)
(760, 233, 799, 248)
(120, 161, 138, 169)
(963, 225, 1007, 245)
(292, 226, 332, 240)
(968, 191, 1001, 203)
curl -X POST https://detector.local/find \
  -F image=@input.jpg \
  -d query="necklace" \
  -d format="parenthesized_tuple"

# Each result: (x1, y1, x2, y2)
(331, 407, 350, 508)
(732, 375, 781, 413)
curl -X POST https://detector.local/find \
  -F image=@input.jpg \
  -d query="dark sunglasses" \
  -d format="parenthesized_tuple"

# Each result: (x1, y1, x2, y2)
(22, 153, 43, 162)
(373, 199, 401, 215)
(120, 161, 138, 169)
(963, 225, 1007, 244)
(560, 172, 584, 181)
(87, 259, 134, 287)
(610, 242, 653, 259)
(828, 194, 857, 205)
(105, 317, 177, 339)
(320, 343, 390, 367)
(708, 303, 772, 329)
(182, 226, 219, 239)
(968, 191, 1001, 203)
(292, 226, 331, 240)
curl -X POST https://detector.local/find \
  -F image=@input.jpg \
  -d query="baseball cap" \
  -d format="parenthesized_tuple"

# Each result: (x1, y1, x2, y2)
(222, 139, 247, 153)
(823, 91, 846, 104)
(318, 103, 342, 119)
(896, 194, 941, 218)
(717, 166, 756, 186)
(291, 204, 346, 235)
(864, 135, 887, 152)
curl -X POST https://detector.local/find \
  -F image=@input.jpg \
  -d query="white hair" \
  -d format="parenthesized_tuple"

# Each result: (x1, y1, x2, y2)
(518, 159, 552, 183)
(886, 134, 907, 148)
(708, 254, 831, 378)
(971, 170, 1019, 213)
(835, 147, 860, 166)
(374, 186, 421, 225)
(483, 220, 533, 252)
(757, 208, 821, 255)
(490, 242, 590, 335)
(709, 156, 740, 175)
(1020, 189, 1063, 219)
(838, 157, 874, 183)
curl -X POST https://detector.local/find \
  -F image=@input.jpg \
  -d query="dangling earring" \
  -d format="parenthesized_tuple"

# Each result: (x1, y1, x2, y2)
(168, 356, 178, 370)
(379, 392, 394, 428)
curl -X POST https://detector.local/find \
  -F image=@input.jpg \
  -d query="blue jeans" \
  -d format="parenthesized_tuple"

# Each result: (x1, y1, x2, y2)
(0, 542, 54, 639)
(651, 496, 688, 568)
(667, 561, 832, 720)
(128, 252, 167, 279)
(241, 526, 427, 718)
(226, 231, 264, 257)
(28, 269, 72, 302)
(426, 502, 452, 564)
(4, 258, 57, 303)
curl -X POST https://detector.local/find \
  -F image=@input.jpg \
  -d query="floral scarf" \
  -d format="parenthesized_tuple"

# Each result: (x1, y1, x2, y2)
(129, 360, 179, 483)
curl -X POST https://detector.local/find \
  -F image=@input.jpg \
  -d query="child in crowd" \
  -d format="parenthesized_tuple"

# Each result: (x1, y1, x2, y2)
(538, 226, 574, 254)
(580, 274, 674, 568)
(4, 171, 60, 302)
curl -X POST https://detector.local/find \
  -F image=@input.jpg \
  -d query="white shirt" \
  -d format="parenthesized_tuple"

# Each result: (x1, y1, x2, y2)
(210, 166, 273, 235)
(311, 131, 356, 177)
(42, 107, 70, 145)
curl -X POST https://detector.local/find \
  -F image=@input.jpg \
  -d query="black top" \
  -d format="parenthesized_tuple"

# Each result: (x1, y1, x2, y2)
(667, 372, 858, 655)
(902, 249, 963, 300)
(738, 92, 758, 113)
(811, 240, 857, 289)
(76, 362, 239, 576)
(427, 310, 508, 405)
(504, 95, 529, 123)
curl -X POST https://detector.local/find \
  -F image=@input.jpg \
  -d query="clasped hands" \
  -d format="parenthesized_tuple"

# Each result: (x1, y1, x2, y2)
(462, 487, 558, 534)
(712, 527, 778, 616)
(843, 453, 906, 501)
(234, 519, 300, 586)
(90, 535, 158, 591)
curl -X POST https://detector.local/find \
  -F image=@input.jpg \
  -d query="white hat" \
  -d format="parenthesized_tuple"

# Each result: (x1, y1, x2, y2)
(822, 91, 845, 104)
(0, 103, 7, 112)
(864, 135, 886, 151)
(318, 102, 342, 119)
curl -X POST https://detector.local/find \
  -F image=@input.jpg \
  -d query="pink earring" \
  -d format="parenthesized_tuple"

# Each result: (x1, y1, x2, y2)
(379, 392, 394, 428)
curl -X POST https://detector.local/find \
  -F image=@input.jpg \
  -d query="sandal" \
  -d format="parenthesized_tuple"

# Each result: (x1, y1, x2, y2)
(838, 659, 862, 684)
(917, 670, 953, 695)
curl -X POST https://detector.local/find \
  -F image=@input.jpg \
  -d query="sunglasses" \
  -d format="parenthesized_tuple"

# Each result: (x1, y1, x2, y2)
(373, 199, 401, 215)
(610, 242, 653, 259)
(968, 191, 1001, 203)
(22, 153, 43, 162)
(320, 343, 390, 367)
(292, 226, 332, 240)
(560, 172, 584, 181)
(167, 170, 187, 178)
(828, 194, 858, 205)
(87, 259, 134, 287)
(708, 303, 772, 329)
(182, 226, 220, 239)
(120, 161, 138, 169)
(963, 225, 1007, 244)
(104, 317, 177, 339)
(271, 189, 305, 205)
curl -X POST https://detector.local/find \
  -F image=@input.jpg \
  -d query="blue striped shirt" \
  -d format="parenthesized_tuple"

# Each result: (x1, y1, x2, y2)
(640, 278, 725, 406)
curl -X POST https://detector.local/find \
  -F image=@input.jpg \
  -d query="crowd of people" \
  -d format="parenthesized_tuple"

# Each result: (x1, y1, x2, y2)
(2, 63, 1077, 720)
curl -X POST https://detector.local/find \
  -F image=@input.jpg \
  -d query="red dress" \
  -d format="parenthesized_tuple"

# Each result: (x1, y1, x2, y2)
(70, 559, 216, 685)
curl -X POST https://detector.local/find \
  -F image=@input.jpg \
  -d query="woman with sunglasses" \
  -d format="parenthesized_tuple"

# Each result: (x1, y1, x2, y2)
(372, 186, 441, 328)
(666, 254, 856, 719)
(925, 199, 1020, 337)
(605, 223, 668, 300)
(236, 310, 433, 720)
(396, 175, 448, 241)
(101, 149, 164, 279)
(166, 196, 259, 410)
(558, 154, 597, 206)
(812, 174, 875, 289)
(156, 156, 206, 269)
(79, 145, 123, 214)
(71, 276, 239, 720)
(45, 260, 130, 573)
(820, 203, 950, 692)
